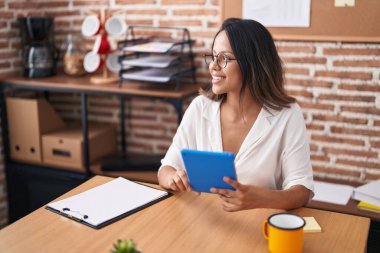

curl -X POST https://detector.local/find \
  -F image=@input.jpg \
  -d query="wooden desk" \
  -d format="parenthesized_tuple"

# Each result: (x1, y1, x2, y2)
(0, 176, 370, 253)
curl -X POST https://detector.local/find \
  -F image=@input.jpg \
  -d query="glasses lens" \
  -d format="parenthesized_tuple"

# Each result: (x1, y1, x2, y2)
(220, 53, 228, 68)
(204, 55, 213, 65)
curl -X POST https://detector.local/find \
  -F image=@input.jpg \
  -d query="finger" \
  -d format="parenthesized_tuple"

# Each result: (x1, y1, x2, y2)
(211, 188, 235, 197)
(174, 174, 187, 191)
(177, 170, 191, 191)
(222, 203, 241, 212)
(220, 195, 240, 205)
(168, 178, 179, 191)
(223, 177, 242, 190)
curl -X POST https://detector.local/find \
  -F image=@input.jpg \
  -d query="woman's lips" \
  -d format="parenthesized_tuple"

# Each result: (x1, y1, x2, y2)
(212, 76, 225, 84)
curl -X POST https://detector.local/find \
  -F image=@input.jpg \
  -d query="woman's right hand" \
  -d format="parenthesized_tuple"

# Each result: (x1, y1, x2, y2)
(167, 169, 191, 192)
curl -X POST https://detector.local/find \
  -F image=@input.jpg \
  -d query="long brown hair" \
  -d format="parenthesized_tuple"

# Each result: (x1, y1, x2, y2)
(201, 18, 295, 110)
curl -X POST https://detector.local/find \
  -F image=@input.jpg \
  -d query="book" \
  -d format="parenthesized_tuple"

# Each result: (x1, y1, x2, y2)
(357, 201, 380, 214)
(352, 180, 380, 207)
(46, 177, 171, 229)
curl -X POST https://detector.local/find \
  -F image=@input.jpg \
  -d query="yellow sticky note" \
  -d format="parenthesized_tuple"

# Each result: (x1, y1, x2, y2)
(335, 0, 355, 7)
(303, 217, 322, 233)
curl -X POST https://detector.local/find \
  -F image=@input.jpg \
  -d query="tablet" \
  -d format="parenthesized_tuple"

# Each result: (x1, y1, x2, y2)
(181, 149, 237, 193)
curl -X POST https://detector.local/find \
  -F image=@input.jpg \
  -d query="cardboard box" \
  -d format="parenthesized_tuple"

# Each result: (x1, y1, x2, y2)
(6, 97, 66, 163)
(42, 124, 117, 171)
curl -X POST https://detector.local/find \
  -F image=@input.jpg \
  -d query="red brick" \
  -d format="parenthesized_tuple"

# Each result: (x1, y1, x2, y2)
(323, 48, 380, 56)
(132, 30, 171, 37)
(315, 71, 372, 80)
(0, 41, 8, 48)
(284, 67, 309, 75)
(370, 141, 380, 148)
(281, 57, 327, 64)
(162, 0, 205, 4)
(157, 144, 170, 152)
(318, 94, 375, 102)
(276, 45, 316, 54)
(311, 134, 365, 146)
(287, 90, 313, 98)
(126, 9, 167, 15)
(374, 120, 380, 127)
(134, 133, 173, 142)
(298, 101, 335, 111)
(311, 154, 330, 162)
(73, 0, 108, 6)
(333, 60, 380, 68)
(191, 31, 217, 38)
(365, 173, 380, 181)
(331, 126, 380, 137)
(129, 123, 168, 132)
(128, 141, 154, 152)
(322, 147, 378, 159)
(313, 165, 361, 177)
(341, 106, 380, 115)
(210, 0, 219, 5)
(285, 78, 333, 88)
(0, 51, 18, 60)
(313, 114, 368, 125)
(338, 83, 380, 92)
(45, 11, 80, 17)
(306, 123, 324, 131)
(116, 0, 155, 4)
(131, 105, 170, 113)
(173, 9, 219, 16)
(159, 20, 202, 27)
(0, 12, 14, 18)
(0, 62, 11, 69)
(9, 1, 69, 8)
(0, 21, 6, 29)
(310, 144, 318, 152)
(207, 21, 220, 28)
(336, 159, 380, 170)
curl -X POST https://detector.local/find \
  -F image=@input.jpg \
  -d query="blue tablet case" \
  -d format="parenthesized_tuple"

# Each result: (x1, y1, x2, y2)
(181, 149, 237, 193)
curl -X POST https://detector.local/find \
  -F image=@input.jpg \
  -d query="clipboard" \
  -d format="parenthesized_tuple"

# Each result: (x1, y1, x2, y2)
(181, 149, 237, 193)
(46, 177, 171, 229)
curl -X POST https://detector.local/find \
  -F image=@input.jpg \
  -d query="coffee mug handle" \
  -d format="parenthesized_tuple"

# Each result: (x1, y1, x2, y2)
(263, 220, 269, 239)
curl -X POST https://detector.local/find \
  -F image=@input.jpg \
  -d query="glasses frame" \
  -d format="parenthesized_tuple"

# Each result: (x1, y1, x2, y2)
(203, 52, 238, 69)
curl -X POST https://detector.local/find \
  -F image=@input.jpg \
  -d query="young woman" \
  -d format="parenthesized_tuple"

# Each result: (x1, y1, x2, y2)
(158, 18, 314, 211)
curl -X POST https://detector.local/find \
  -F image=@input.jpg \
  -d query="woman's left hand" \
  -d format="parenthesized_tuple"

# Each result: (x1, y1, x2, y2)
(210, 177, 270, 212)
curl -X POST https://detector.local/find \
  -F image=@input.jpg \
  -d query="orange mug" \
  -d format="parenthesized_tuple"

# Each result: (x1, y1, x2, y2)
(263, 213, 305, 253)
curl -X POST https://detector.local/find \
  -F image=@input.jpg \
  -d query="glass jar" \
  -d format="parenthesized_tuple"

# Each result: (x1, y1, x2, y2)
(62, 34, 86, 76)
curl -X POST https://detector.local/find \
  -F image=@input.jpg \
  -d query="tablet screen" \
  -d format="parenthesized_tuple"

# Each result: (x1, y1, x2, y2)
(181, 149, 237, 193)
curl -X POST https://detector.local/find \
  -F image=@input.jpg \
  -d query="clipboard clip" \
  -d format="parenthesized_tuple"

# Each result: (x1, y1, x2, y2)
(62, 207, 89, 221)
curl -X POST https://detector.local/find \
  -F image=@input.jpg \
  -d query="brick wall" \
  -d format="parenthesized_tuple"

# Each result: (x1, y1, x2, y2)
(0, 0, 379, 227)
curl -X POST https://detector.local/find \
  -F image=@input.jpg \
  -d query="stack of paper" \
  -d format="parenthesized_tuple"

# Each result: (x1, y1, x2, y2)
(352, 180, 380, 207)
(122, 55, 179, 68)
(312, 181, 353, 205)
(123, 42, 175, 53)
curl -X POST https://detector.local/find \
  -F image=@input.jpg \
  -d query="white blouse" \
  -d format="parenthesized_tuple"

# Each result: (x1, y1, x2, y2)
(159, 95, 314, 193)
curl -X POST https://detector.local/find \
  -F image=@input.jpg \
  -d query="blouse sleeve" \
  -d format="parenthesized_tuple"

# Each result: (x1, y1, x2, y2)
(158, 96, 199, 172)
(281, 104, 314, 196)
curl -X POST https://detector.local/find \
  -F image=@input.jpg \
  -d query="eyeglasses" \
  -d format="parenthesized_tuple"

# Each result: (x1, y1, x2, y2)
(204, 52, 238, 69)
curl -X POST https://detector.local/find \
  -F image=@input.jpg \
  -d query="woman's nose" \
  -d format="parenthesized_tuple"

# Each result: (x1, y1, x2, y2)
(209, 59, 221, 71)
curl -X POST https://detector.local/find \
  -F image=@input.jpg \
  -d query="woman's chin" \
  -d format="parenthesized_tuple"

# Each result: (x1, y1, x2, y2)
(212, 85, 224, 95)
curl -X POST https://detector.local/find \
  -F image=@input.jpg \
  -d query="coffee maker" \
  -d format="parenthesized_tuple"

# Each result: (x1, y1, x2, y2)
(19, 17, 59, 78)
